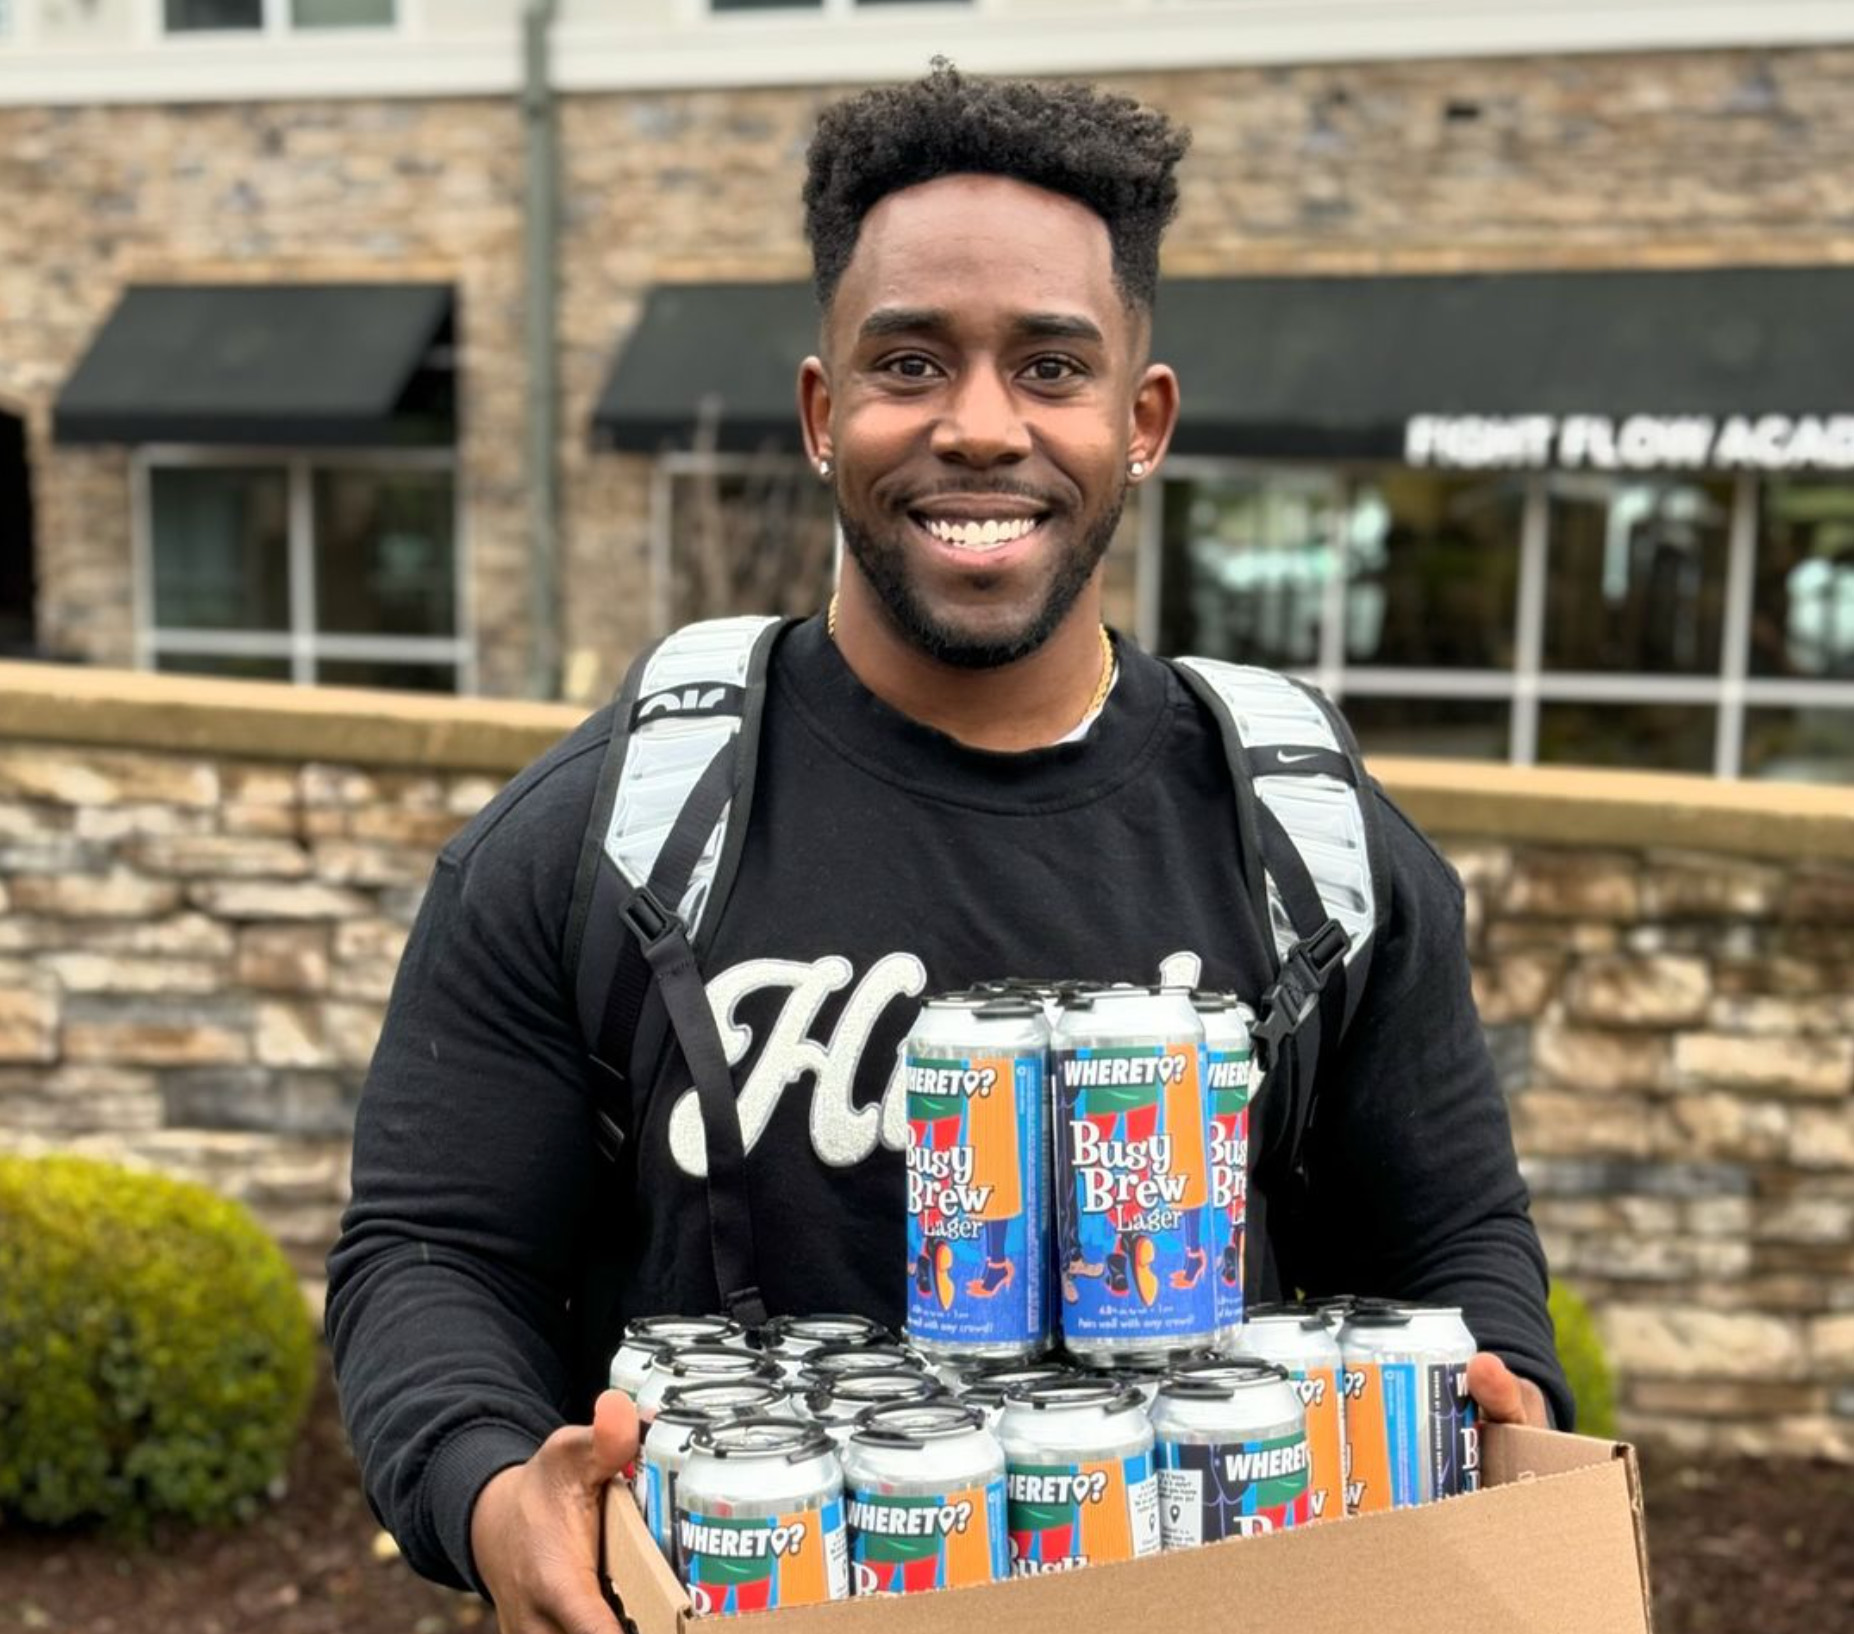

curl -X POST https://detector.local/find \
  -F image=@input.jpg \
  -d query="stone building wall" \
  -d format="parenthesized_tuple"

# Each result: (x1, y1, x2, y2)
(1, 667, 1851, 1459)
(4, 45, 1854, 698)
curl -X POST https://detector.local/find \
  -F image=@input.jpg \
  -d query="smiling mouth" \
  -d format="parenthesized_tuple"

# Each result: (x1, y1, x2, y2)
(909, 512, 1050, 552)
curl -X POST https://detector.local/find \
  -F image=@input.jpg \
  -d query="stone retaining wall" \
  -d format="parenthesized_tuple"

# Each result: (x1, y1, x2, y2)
(1, 664, 1850, 1459)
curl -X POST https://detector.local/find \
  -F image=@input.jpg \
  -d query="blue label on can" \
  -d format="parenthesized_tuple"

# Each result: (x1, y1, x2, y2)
(905, 1050, 1047, 1352)
(1427, 1361, 1479, 1498)
(1053, 1043, 1217, 1347)
(1380, 1360, 1423, 1508)
(1203, 1043, 1251, 1333)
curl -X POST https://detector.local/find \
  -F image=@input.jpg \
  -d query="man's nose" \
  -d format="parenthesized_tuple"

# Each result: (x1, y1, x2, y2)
(929, 365, 1032, 467)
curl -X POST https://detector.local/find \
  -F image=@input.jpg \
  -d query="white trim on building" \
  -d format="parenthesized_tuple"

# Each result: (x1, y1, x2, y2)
(5, 2, 1854, 106)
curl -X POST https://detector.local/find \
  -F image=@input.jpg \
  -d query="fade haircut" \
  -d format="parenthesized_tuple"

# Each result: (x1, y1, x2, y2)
(803, 60, 1191, 314)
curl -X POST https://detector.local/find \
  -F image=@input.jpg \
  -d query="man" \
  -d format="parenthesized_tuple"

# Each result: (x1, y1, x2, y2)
(327, 64, 1567, 1634)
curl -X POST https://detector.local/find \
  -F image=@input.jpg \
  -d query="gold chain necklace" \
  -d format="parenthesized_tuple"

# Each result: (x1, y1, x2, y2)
(826, 593, 1116, 723)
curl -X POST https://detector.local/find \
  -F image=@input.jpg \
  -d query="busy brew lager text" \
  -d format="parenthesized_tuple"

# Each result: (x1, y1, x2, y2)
(1192, 993, 1257, 1339)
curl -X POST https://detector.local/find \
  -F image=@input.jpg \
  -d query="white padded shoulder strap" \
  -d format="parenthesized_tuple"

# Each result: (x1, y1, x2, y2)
(1172, 657, 1377, 975)
(602, 615, 779, 939)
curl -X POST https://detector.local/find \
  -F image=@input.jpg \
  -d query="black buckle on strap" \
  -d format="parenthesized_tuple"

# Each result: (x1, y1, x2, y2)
(621, 885, 681, 950)
(1252, 917, 1350, 1074)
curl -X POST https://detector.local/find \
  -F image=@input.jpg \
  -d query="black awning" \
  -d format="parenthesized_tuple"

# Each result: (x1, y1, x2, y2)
(54, 283, 456, 448)
(591, 267, 1854, 466)
(592, 282, 819, 453)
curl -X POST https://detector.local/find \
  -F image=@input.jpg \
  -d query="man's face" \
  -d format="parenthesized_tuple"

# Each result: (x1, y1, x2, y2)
(804, 174, 1172, 667)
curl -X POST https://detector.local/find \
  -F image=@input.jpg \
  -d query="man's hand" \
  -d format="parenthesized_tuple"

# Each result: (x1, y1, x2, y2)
(1466, 1352, 1551, 1428)
(470, 1389, 639, 1634)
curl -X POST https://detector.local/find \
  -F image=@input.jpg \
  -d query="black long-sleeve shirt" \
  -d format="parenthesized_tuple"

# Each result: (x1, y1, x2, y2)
(326, 618, 1568, 1593)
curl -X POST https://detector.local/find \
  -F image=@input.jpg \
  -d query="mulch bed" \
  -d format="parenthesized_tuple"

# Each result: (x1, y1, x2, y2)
(2, 1361, 1849, 1634)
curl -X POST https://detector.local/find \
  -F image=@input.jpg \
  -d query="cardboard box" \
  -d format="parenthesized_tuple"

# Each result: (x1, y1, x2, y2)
(604, 1423, 1653, 1634)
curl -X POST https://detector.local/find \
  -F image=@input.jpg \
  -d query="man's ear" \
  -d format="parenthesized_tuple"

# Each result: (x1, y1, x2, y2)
(1128, 362, 1181, 477)
(798, 356, 833, 469)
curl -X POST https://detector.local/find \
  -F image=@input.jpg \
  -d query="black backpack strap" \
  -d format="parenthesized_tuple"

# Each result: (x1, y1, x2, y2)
(1167, 657, 1386, 1265)
(563, 616, 789, 1323)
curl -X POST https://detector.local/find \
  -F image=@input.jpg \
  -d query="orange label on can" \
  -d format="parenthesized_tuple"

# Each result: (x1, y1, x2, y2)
(1343, 1362, 1393, 1516)
(1294, 1365, 1345, 1523)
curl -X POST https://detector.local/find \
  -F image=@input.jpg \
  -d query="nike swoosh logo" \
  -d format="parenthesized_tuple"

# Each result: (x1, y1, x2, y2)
(1275, 750, 1320, 765)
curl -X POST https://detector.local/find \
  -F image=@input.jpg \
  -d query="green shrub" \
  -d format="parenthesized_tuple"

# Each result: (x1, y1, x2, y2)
(1550, 1280, 1617, 1440)
(0, 1154, 315, 1530)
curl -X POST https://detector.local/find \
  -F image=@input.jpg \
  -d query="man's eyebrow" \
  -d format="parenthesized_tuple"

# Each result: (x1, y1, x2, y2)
(857, 307, 951, 342)
(1014, 312, 1106, 345)
(854, 308, 1108, 345)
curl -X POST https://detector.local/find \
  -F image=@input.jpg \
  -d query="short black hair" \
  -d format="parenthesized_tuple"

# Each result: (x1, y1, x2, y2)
(803, 60, 1190, 314)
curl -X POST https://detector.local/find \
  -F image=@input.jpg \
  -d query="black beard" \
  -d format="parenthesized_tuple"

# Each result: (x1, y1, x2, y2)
(836, 488, 1126, 670)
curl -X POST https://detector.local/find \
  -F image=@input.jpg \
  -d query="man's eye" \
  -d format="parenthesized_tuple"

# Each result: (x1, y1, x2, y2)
(884, 355, 941, 380)
(1026, 357, 1084, 384)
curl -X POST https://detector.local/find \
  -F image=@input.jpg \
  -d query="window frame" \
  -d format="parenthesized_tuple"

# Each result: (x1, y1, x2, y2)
(131, 444, 473, 693)
(1141, 458, 1854, 780)
(154, 0, 402, 40)
(697, 0, 977, 21)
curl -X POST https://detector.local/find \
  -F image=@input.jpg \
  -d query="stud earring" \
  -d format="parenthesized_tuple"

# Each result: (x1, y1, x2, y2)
(1129, 460, 1147, 479)
(817, 457, 833, 479)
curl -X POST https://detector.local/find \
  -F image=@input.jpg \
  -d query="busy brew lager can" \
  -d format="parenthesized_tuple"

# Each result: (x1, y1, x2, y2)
(1052, 987, 1216, 1363)
(1340, 1305, 1479, 1514)
(761, 1314, 896, 1380)
(639, 1380, 788, 1567)
(610, 1315, 746, 1397)
(794, 1340, 931, 1393)
(1150, 1360, 1310, 1548)
(996, 1376, 1161, 1574)
(1225, 1304, 1347, 1524)
(800, 1370, 948, 1449)
(636, 1344, 783, 1425)
(843, 1399, 1009, 1594)
(676, 1417, 850, 1615)
(1192, 993, 1257, 1339)
(904, 995, 1051, 1365)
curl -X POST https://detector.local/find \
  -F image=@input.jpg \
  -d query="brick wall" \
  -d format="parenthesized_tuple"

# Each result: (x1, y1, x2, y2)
(1, 667, 1850, 1457)
(4, 45, 1853, 699)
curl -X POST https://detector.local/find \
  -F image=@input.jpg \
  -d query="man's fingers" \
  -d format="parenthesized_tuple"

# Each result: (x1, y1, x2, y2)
(592, 1389, 640, 1475)
(1466, 1352, 1548, 1426)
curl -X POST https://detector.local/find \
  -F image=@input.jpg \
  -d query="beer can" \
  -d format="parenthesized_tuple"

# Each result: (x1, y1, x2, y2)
(904, 994, 1051, 1365)
(636, 1343, 782, 1425)
(675, 1417, 850, 1615)
(1224, 1305, 1347, 1524)
(799, 1370, 948, 1448)
(639, 1379, 789, 1567)
(1150, 1360, 1309, 1548)
(761, 1314, 895, 1379)
(843, 1399, 1009, 1594)
(954, 1362, 1072, 1430)
(1340, 1304, 1480, 1514)
(1052, 987, 1216, 1364)
(793, 1340, 930, 1393)
(996, 1376, 1161, 1574)
(1193, 992, 1256, 1339)
(610, 1315, 746, 1397)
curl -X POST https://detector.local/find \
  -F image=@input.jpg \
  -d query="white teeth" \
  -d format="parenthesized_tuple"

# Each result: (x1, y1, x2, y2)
(922, 516, 1039, 549)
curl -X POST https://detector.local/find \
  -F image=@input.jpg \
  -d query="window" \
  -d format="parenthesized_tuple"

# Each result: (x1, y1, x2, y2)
(1542, 475, 1732, 675)
(1159, 470, 1340, 671)
(1152, 462, 1854, 783)
(163, 0, 393, 32)
(142, 454, 466, 692)
(1752, 480, 1854, 679)
(660, 457, 836, 629)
